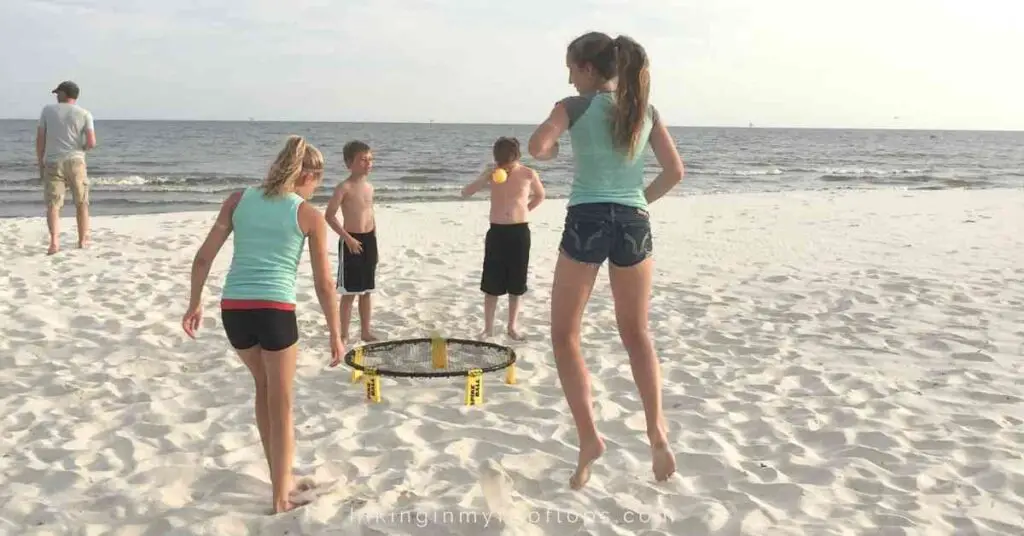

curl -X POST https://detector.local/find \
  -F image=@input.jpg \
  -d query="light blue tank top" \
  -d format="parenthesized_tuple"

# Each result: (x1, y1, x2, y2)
(561, 91, 657, 209)
(222, 187, 306, 304)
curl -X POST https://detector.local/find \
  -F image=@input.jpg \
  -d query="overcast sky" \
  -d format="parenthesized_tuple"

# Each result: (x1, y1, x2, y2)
(1, 0, 1020, 130)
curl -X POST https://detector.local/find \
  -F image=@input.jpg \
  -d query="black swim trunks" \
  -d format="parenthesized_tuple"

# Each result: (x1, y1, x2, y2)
(481, 222, 530, 296)
(338, 229, 378, 295)
(221, 308, 299, 352)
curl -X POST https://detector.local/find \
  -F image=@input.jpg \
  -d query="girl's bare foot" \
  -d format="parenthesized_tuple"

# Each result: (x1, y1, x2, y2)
(506, 327, 525, 341)
(274, 479, 318, 514)
(47, 243, 59, 255)
(361, 332, 379, 342)
(652, 443, 676, 482)
(569, 437, 606, 490)
(273, 500, 300, 514)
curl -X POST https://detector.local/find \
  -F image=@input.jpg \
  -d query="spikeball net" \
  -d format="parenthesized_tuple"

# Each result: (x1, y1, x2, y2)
(343, 334, 517, 406)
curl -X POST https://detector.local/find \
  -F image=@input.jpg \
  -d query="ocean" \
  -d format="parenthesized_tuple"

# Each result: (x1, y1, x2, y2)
(1, 120, 1022, 217)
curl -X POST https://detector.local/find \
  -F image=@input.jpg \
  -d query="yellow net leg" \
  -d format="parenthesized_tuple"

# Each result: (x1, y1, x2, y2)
(505, 364, 516, 385)
(351, 346, 364, 383)
(364, 368, 381, 403)
(464, 369, 483, 406)
(431, 332, 448, 369)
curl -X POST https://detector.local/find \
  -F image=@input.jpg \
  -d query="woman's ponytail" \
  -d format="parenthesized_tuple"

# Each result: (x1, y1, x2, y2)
(262, 135, 308, 197)
(611, 35, 651, 159)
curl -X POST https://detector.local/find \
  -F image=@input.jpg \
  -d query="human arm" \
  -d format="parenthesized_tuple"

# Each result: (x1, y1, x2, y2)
(460, 165, 494, 198)
(36, 110, 45, 169)
(83, 112, 96, 150)
(182, 191, 241, 337)
(643, 112, 684, 204)
(324, 184, 360, 252)
(527, 170, 545, 211)
(301, 202, 345, 365)
(36, 126, 45, 169)
(528, 101, 570, 161)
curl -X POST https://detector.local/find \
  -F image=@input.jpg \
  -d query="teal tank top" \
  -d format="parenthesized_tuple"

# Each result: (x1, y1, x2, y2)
(222, 187, 306, 304)
(560, 91, 658, 209)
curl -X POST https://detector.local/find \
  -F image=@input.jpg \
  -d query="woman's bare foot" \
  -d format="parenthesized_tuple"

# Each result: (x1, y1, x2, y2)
(569, 437, 606, 490)
(651, 443, 676, 482)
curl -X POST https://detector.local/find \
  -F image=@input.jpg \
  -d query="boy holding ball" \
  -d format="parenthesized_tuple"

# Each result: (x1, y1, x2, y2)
(460, 137, 545, 339)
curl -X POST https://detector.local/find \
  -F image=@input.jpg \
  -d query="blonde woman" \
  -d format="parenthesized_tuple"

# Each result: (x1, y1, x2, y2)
(182, 135, 344, 513)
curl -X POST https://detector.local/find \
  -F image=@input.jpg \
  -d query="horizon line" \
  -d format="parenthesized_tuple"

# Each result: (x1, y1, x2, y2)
(0, 117, 1021, 133)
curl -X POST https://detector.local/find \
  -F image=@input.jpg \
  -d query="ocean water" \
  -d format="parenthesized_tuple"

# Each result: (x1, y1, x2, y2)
(1, 120, 1022, 217)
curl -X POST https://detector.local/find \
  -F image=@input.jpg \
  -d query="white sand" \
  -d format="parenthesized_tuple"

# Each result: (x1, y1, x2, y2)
(1, 188, 1022, 535)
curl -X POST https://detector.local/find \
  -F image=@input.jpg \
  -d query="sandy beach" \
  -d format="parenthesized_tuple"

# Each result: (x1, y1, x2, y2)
(0, 188, 1022, 535)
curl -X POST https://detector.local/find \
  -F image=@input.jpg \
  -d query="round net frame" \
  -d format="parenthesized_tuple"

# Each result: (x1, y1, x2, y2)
(343, 337, 518, 405)
(343, 337, 515, 378)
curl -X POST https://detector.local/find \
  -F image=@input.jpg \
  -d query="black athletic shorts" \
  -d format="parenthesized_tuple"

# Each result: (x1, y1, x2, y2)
(338, 229, 378, 295)
(221, 308, 299, 352)
(481, 222, 530, 296)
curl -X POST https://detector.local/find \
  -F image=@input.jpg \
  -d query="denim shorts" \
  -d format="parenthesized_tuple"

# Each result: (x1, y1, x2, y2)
(559, 202, 652, 267)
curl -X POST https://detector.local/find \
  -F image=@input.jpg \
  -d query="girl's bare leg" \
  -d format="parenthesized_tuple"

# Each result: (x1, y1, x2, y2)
(236, 346, 272, 475)
(262, 344, 300, 513)
(549, 252, 605, 489)
(608, 258, 676, 482)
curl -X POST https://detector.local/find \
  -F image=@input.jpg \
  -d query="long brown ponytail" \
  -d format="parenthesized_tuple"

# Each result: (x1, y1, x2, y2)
(262, 135, 324, 197)
(611, 35, 650, 159)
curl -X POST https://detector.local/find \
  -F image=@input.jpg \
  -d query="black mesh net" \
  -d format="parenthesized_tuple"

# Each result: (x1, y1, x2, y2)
(343, 337, 516, 378)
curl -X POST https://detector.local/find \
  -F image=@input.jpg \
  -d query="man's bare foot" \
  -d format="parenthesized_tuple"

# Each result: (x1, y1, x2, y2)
(569, 437, 606, 490)
(47, 243, 59, 255)
(652, 443, 676, 482)
(506, 327, 525, 341)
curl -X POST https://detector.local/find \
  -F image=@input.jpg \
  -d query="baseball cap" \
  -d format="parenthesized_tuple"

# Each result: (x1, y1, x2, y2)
(52, 81, 80, 99)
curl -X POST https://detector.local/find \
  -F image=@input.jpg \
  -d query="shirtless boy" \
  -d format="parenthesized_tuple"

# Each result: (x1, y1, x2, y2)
(461, 136, 545, 339)
(325, 141, 379, 342)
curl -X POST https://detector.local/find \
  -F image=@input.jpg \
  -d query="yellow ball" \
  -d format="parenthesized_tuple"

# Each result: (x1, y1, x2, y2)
(492, 168, 508, 184)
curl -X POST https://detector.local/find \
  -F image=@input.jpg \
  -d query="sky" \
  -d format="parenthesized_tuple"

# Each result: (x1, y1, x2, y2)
(1, 0, 1021, 130)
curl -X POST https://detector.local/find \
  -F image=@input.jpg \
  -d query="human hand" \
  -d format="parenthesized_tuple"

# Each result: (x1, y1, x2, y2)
(344, 236, 363, 254)
(329, 334, 345, 367)
(182, 303, 203, 338)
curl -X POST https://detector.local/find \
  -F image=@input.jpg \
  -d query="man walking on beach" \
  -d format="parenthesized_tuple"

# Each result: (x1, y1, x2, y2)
(36, 80, 96, 255)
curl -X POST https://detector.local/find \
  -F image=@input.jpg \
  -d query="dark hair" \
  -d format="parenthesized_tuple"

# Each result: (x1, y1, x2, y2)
(343, 140, 371, 165)
(567, 32, 651, 159)
(493, 137, 521, 166)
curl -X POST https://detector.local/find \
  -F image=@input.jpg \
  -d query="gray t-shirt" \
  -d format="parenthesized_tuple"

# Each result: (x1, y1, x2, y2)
(38, 103, 95, 163)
